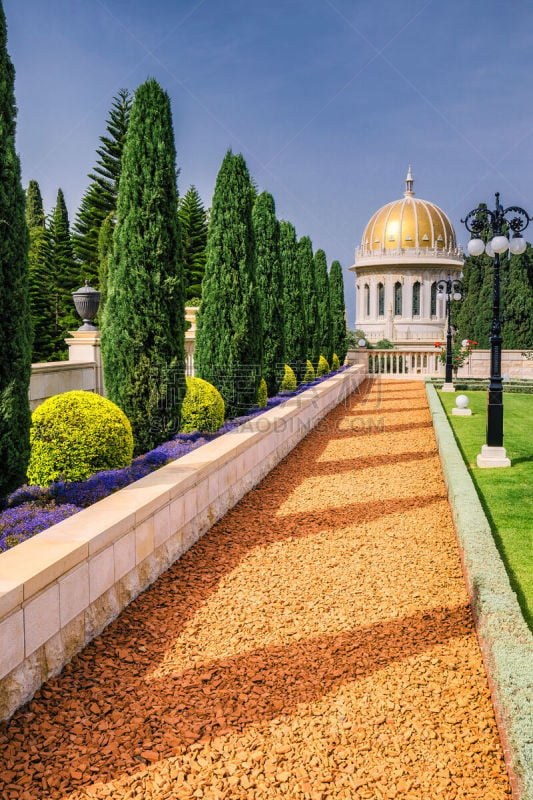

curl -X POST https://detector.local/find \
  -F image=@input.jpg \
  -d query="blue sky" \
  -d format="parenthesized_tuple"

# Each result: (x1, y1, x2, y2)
(4, 0, 533, 325)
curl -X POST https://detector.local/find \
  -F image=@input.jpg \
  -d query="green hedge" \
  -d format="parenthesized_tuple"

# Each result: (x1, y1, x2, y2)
(180, 377, 225, 433)
(28, 391, 133, 485)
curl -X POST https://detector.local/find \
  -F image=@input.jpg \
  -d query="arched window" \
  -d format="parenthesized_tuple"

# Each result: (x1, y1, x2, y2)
(394, 282, 402, 316)
(412, 281, 421, 316)
(430, 282, 437, 316)
(364, 283, 370, 316)
(377, 283, 384, 316)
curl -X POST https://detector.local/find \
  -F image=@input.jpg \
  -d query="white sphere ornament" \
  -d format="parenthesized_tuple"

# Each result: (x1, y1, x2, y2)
(456, 394, 469, 409)
(453, 292, 462, 301)
(510, 236, 527, 255)
(485, 241, 495, 258)
(491, 235, 509, 254)
(358, 339, 367, 348)
(467, 238, 485, 256)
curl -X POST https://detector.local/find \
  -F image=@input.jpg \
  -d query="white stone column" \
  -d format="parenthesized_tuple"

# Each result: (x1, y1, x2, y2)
(65, 331, 104, 396)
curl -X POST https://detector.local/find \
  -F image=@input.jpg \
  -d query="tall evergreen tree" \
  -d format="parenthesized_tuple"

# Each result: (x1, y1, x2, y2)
(26, 179, 45, 228)
(97, 210, 114, 315)
(101, 79, 186, 454)
(252, 192, 284, 395)
(314, 249, 332, 364)
(72, 89, 131, 285)
(297, 236, 318, 362)
(178, 185, 208, 302)
(194, 150, 262, 417)
(456, 252, 487, 344)
(279, 220, 306, 379)
(329, 259, 347, 364)
(49, 188, 81, 358)
(0, 1, 32, 495)
(26, 180, 55, 362)
(501, 245, 533, 348)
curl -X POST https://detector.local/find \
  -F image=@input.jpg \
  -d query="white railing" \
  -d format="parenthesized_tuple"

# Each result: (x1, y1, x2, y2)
(356, 245, 464, 260)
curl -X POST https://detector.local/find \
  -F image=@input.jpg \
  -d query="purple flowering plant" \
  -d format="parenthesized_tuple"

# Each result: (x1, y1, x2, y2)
(0, 367, 347, 552)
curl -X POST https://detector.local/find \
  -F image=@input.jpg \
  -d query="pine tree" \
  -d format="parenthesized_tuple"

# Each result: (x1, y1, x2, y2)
(195, 150, 262, 417)
(178, 185, 208, 302)
(194, 151, 261, 415)
(252, 192, 284, 395)
(26, 181, 55, 362)
(72, 89, 131, 285)
(101, 79, 186, 454)
(279, 221, 306, 379)
(501, 245, 533, 348)
(0, 1, 32, 495)
(49, 188, 81, 358)
(297, 236, 318, 362)
(314, 249, 332, 364)
(329, 259, 347, 364)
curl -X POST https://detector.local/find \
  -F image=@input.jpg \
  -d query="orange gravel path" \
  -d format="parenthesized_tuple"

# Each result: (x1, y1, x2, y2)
(0, 380, 511, 800)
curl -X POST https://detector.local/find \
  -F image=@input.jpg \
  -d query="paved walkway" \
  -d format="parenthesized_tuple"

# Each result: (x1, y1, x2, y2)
(0, 380, 511, 799)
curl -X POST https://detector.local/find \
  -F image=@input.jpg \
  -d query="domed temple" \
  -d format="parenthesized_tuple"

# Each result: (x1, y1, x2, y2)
(350, 168, 464, 344)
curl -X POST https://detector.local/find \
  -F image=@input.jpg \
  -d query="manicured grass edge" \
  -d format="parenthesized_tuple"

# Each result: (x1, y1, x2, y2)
(426, 383, 533, 800)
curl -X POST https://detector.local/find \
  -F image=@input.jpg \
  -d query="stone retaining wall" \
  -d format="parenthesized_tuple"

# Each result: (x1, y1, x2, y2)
(0, 366, 364, 721)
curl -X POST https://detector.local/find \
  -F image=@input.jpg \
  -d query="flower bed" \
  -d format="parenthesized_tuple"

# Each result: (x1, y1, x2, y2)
(0, 371, 347, 553)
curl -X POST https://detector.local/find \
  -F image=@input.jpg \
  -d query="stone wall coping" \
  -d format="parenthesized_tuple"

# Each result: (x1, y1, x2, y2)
(31, 361, 95, 372)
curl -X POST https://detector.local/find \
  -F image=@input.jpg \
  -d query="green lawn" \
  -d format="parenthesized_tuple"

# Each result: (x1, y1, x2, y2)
(438, 391, 533, 631)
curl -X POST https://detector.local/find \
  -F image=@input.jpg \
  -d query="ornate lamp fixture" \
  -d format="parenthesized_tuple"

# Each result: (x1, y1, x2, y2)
(462, 193, 531, 466)
(436, 277, 463, 388)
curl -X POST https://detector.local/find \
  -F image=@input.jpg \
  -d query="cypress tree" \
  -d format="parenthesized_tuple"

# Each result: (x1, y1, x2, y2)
(456, 252, 487, 344)
(501, 245, 533, 348)
(194, 150, 262, 418)
(97, 210, 114, 315)
(26, 180, 55, 362)
(252, 192, 284, 396)
(297, 236, 318, 362)
(101, 79, 186, 454)
(72, 89, 131, 285)
(314, 249, 332, 364)
(49, 188, 81, 358)
(279, 221, 306, 379)
(26, 179, 45, 228)
(329, 259, 347, 364)
(178, 185, 208, 302)
(0, 1, 32, 495)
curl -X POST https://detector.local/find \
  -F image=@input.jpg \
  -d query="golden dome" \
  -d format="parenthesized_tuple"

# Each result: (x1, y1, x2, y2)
(360, 167, 457, 254)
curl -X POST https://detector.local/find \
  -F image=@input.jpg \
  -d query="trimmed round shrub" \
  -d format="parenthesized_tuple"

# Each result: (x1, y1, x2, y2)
(257, 378, 268, 408)
(180, 377, 225, 433)
(28, 391, 134, 486)
(303, 359, 315, 383)
(331, 353, 340, 371)
(316, 355, 330, 377)
(280, 364, 297, 392)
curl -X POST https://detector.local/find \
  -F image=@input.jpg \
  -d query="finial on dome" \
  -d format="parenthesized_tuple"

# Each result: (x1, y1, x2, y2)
(404, 165, 414, 197)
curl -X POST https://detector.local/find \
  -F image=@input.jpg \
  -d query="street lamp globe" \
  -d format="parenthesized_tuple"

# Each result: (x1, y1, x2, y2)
(485, 241, 495, 258)
(467, 238, 485, 257)
(491, 235, 509, 253)
(510, 235, 527, 255)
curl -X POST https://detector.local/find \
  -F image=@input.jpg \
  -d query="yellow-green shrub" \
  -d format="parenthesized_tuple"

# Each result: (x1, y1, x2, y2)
(27, 391, 133, 486)
(257, 378, 268, 408)
(331, 353, 340, 371)
(316, 355, 330, 377)
(280, 364, 297, 391)
(180, 377, 225, 433)
(303, 359, 315, 382)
